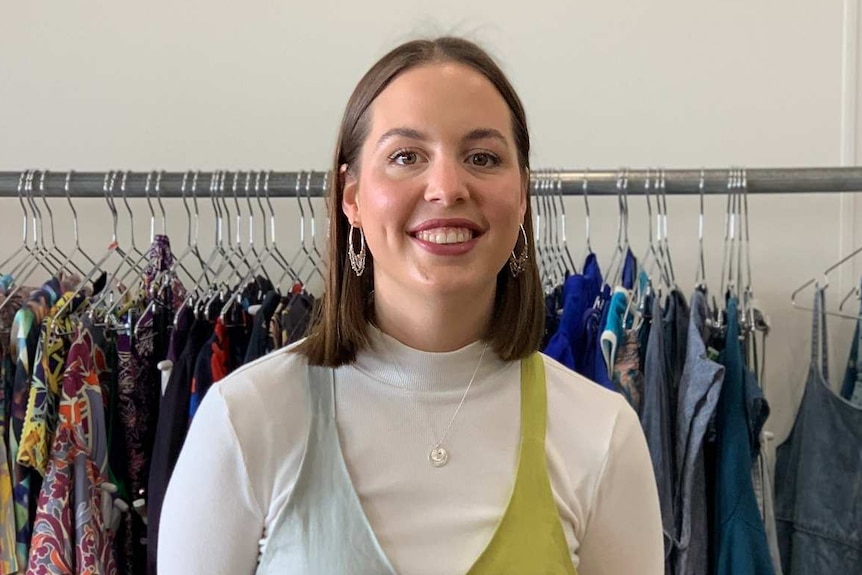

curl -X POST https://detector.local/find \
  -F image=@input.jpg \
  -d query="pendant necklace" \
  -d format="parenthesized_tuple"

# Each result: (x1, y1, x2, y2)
(405, 342, 489, 468)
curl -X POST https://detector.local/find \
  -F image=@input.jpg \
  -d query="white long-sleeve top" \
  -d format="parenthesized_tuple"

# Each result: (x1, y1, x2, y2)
(158, 327, 663, 575)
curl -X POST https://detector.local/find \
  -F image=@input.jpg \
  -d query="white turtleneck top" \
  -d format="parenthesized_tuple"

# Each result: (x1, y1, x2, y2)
(158, 328, 663, 575)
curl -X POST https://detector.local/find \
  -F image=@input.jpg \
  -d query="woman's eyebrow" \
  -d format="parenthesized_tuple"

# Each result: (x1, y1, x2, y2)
(375, 127, 428, 150)
(463, 128, 508, 146)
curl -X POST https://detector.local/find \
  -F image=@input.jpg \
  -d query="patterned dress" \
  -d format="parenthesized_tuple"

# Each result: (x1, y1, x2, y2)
(9, 279, 61, 571)
(17, 293, 84, 477)
(27, 326, 117, 575)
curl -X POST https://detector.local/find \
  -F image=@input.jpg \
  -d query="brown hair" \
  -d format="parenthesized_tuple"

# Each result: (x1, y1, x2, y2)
(296, 37, 545, 366)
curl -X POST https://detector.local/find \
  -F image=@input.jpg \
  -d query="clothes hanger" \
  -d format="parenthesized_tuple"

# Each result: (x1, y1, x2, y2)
(3, 171, 40, 284)
(258, 170, 298, 291)
(7, 171, 65, 289)
(50, 171, 135, 330)
(302, 170, 326, 287)
(229, 171, 255, 280)
(92, 170, 153, 312)
(25, 170, 67, 275)
(657, 168, 676, 290)
(0, 172, 41, 313)
(605, 167, 630, 289)
(547, 169, 569, 287)
(56, 170, 99, 276)
(535, 170, 555, 289)
(89, 171, 151, 318)
(532, 170, 546, 285)
(170, 170, 210, 291)
(695, 169, 708, 290)
(580, 169, 593, 264)
(0, 171, 32, 278)
(38, 170, 86, 278)
(283, 171, 315, 289)
(639, 167, 665, 286)
(554, 169, 578, 276)
(541, 169, 561, 288)
(790, 191, 862, 320)
(720, 168, 739, 304)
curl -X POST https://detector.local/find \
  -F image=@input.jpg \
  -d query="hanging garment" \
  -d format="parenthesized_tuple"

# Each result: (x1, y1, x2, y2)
(27, 326, 117, 575)
(752, 432, 782, 575)
(16, 292, 83, 477)
(613, 328, 644, 414)
(774, 287, 862, 573)
(255, 354, 577, 574)
(672, 288, 725, 575)
(840, 286, 862, 407)
(0, 432, 15, 575)
(663, 289, 690, 433)
(281, 292, 315, 346)
(713, 297, 774, 575)
(9, 278, 61, 570)
(147, 316, 213, 575)
(544, 253, 602, 373)
(641, 294, 674, 573)
(244, 290, 280, 364)
(600, 287, 630, 379)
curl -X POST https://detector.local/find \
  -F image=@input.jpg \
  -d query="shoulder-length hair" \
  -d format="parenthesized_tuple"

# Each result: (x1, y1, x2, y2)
(296, 37, 545, 366)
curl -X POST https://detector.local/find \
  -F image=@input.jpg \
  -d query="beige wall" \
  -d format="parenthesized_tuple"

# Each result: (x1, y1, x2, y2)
(1, 1, 860, 447)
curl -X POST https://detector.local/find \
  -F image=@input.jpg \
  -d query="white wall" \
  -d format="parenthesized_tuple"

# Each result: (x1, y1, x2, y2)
(1, 1, 859, 446)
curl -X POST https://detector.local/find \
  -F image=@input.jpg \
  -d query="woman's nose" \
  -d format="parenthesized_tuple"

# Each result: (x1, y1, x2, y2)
(423, 158, 469, 206)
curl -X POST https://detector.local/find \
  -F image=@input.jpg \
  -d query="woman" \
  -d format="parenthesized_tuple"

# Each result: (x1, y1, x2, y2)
(159, 37, 663, 574)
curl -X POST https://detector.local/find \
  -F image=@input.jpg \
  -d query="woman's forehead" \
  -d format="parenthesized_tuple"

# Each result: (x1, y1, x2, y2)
(367, 62, 514, 142)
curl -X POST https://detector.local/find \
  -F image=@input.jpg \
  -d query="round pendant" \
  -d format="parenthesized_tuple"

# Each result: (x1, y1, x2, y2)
(429, 446, 449, 467)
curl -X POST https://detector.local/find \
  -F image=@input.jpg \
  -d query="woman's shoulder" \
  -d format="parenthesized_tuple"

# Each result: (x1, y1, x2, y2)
(540, 352, 631, 417)
(217, 341, 311, 401)
(540, 351, 638, 462)
(211, 341, 313, 448)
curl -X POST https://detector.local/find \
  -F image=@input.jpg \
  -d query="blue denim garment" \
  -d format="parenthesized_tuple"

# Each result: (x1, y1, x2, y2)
(775, 287, 862, 573)
(642, 294, 674, 573)
(713, 297, 775, 575)
(673, 288, 725, 575)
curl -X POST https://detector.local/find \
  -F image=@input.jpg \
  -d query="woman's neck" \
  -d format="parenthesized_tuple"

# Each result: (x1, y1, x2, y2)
(372, 283, 495, 353)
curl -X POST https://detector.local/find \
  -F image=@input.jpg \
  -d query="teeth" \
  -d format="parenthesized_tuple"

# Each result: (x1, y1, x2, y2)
(415, 227, 474, 245)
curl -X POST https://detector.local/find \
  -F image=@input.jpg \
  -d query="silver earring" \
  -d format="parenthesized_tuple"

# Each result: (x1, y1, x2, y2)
(348, 224, 366, 276)
(509, 223, 529, 277)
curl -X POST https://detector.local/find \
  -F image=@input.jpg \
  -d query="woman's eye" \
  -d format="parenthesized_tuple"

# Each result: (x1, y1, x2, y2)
(390, 151, 418, 166)
(469, 153, 499, 167)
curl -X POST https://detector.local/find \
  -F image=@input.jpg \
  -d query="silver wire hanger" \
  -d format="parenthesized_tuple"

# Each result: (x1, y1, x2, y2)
(581, 169, 593, 262)
(302, 170, 326, 286)
(555, 169, 578, 275)
(695, 169, 708, 290)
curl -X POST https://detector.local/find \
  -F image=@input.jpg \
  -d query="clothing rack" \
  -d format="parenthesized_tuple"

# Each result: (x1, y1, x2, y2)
(1, 167, 862, 197)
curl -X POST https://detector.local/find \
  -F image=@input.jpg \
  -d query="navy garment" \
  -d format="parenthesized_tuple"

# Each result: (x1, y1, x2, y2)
(713, 298, 775, 575)
(544, 253, 602, 372)
(282, 292, 315, 345)
(244, 290, 281, 364)
(147, 317, 213, 575)
(840, 287, 862, 406)
(775, 287, 862, 573)
(621, 248, 637, 290)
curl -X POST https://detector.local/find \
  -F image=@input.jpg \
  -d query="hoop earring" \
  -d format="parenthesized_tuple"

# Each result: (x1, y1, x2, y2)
(348, 225, 367, 276)
(509, 223, 529, 277)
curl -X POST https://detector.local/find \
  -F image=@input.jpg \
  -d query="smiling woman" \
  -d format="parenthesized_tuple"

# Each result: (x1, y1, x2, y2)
(158, 37, 664, 575)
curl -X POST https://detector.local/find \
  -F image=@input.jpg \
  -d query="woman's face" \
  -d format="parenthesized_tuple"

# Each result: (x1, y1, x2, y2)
(342, 62, 527, 302)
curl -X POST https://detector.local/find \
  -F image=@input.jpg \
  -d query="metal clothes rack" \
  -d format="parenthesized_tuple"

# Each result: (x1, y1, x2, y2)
(1, 168, 862, 197)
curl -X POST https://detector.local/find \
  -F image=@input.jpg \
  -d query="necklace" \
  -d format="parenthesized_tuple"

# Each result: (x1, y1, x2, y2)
(399, 342, 489, 468)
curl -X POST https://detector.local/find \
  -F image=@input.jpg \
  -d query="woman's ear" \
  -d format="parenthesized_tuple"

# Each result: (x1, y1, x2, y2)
(520, 168, 529, 220)
(341, 163, 361, 226)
